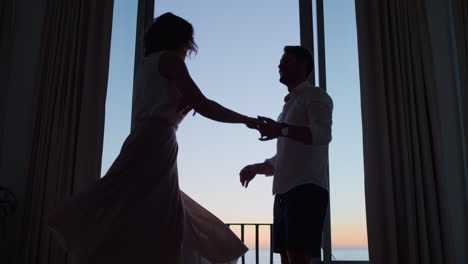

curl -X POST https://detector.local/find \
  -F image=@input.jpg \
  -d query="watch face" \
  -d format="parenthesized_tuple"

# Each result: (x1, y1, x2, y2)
(281, 126, 288, 136)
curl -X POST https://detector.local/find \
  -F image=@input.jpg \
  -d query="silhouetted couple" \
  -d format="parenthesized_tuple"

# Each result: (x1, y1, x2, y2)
(48, 13, 332, 264)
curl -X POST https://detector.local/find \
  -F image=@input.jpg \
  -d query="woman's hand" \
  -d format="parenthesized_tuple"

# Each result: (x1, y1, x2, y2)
(244, 116, 261, 130)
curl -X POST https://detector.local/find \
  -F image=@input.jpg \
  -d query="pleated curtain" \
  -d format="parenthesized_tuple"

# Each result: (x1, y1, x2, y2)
(16, 1, 114, 264)
(452, 0, 468, 162)
(355, 0, 468, 263)
(0, 0, 15, 139)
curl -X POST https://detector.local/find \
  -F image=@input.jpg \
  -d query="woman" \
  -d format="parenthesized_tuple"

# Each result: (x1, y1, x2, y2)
(48, 12, 257, 263)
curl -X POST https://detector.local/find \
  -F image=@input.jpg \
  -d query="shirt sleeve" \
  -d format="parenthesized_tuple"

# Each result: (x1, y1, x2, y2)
(304, 99, 333, 145)
(264, 155, 276, 177)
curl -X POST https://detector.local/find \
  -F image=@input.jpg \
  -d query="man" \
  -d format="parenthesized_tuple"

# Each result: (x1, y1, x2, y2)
(240, 46, 333, 264)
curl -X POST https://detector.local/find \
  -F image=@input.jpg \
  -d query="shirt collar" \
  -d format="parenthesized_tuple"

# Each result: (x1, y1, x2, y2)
(284, 81, 311, 102)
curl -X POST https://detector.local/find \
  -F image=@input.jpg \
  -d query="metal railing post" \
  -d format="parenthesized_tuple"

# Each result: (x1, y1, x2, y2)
(270, 225, 273, 264)
(241, 224, 245, 264)
(255, 224, 259, 263)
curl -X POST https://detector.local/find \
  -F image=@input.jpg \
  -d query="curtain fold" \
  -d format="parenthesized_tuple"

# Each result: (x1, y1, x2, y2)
(355, 0, 465, 263)
(15, 1, 114, 264)
(0, 0, 15, 142)
(452, 0, 468, 177)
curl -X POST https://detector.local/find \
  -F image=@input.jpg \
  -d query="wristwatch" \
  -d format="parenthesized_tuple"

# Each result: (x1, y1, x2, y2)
(280, 123, 289, 137)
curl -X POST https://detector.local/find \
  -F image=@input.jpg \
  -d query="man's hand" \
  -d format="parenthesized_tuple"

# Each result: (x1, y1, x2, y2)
(239, 164, 258, 188)
(257, 116, 282, 141)
(239, 162, 275, 188)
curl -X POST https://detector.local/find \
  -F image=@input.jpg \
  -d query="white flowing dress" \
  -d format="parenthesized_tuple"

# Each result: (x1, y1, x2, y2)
(47, 51, 248, 264)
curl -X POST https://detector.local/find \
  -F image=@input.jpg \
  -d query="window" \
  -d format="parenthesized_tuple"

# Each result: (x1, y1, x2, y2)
(323, 1, 369, 261)
(104, 0, 370, 262)
(101, 0, 137, 175)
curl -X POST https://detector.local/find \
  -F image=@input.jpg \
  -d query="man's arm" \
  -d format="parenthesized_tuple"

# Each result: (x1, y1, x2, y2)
(305, 100, 333, 145)
(257, 101, 332, 145)
(239, 158, 275, 188)
(257, 118, 313, 144)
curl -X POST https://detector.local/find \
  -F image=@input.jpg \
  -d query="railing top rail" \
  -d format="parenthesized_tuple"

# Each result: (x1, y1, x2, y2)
(226, 223, 273, 226)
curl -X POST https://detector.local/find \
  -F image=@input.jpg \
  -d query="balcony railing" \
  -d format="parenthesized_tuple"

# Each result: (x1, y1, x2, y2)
(226, 223, 369, 264)
(227, 223, 273, 264)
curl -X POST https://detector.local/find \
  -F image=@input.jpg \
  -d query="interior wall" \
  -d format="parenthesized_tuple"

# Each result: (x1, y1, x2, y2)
(0, 1, 47, 263)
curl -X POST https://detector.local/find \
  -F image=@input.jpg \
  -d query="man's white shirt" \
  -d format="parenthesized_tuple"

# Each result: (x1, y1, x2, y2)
(265, 81, 333, 195)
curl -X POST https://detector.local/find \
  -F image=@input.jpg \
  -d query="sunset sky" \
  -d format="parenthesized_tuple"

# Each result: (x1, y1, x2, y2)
(102, 0, 367, 250)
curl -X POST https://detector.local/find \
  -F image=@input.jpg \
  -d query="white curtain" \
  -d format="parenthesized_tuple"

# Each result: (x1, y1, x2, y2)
(14, 1, 114, 264)
(355, 0, 468, 263)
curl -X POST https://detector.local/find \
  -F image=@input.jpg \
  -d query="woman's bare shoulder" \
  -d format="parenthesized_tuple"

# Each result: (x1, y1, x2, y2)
(158, 51, 186, 79)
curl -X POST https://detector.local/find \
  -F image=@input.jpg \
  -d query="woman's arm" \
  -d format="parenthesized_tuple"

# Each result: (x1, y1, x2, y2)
(159, 51, 257, 126)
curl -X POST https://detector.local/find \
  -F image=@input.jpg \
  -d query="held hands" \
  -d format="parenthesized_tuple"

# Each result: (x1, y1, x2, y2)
(244, 117, 262, 130)
(244, 116, 282, 141)
(257, 116, 282, 141)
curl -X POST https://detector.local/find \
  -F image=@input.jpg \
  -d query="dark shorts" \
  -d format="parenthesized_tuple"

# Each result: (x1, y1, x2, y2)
(272, 183, 329, 256)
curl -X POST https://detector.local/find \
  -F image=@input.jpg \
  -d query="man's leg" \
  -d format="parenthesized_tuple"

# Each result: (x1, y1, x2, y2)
(280, 251, 291, 264)
(287, 249, 321, 264)
(274, 195, 289, 264)
(282, 184, 328, 264)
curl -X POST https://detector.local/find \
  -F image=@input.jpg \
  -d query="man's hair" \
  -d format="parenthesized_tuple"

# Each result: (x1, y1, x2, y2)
(144, 12, 198, 56)
(284, 46, 314, 76)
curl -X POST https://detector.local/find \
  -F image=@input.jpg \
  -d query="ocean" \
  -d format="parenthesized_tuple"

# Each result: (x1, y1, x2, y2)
(241, 248, 369, 263)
